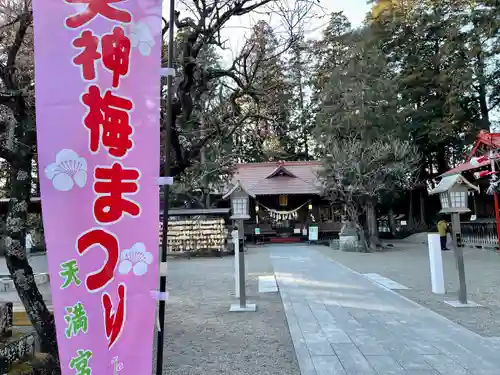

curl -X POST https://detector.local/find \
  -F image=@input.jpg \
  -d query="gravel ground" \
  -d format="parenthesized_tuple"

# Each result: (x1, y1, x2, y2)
(162, 247, 300, 375)
(315, 240, 500, 337)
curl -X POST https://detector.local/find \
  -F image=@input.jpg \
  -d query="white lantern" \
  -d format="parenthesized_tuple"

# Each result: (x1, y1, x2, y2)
(231, 197, 248, 217)
(430, 174, 478, 213)
(223, 180, 252, 220)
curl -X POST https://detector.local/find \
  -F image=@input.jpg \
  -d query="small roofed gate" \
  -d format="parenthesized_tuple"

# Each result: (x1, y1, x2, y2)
(159, 208, 231, 256)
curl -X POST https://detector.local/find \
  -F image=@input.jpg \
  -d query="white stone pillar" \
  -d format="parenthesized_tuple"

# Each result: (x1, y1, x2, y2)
(232, 229, 240, 297)
(428, 233, 445, 294)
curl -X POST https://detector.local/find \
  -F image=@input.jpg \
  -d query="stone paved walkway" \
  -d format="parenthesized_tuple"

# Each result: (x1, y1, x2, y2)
(271, 245, 500, 375)
(315, 240, 500, 337)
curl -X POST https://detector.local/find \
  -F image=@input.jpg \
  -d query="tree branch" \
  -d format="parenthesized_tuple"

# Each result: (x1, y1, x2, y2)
(6, 11, 31, 71)
(0, 92, 18, 105)
(0, 145, 16, 164)
(160, 0, 318, 177)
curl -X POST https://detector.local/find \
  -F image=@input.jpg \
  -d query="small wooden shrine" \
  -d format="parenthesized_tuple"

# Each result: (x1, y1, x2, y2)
(222, 161, 342, 242)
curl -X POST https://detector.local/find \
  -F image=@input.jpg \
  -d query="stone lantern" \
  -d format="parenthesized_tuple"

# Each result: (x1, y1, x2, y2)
(430, 173, 479, 306)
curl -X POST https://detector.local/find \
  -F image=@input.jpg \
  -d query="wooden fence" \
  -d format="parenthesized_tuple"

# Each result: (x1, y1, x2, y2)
(461, 221, 498, 248)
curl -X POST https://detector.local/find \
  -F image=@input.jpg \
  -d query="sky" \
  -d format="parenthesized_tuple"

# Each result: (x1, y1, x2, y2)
(166, 0, 371, 62)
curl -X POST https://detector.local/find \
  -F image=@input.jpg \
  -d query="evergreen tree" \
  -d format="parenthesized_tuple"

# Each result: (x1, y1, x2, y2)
(313, 14, 419, 246)
(285, 35, 314, 159)
(233, 20, 292, 161)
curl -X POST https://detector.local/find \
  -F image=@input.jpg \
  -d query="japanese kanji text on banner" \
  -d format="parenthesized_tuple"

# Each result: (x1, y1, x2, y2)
(32, 1, 161, 373)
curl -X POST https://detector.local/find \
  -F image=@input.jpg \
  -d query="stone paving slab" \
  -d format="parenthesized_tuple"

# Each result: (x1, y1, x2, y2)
(258, 275, 278, 293)
(270, 245, 500, 375)
(362, 273, 409, 290)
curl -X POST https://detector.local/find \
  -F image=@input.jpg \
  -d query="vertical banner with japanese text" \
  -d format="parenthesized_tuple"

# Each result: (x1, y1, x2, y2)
(32, 1, 161, 373)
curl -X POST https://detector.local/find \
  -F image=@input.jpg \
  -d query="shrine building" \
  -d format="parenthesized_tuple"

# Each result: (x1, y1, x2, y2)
(222, 161, 342, 243)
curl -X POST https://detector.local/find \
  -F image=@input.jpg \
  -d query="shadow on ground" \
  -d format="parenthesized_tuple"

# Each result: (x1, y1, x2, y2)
(315, 241, 500, 337)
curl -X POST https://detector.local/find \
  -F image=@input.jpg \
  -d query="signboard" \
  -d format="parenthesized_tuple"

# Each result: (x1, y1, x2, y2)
(32, 1, 161, 374)
(308, 226, 318, 241)
(255, 228, 261, 235)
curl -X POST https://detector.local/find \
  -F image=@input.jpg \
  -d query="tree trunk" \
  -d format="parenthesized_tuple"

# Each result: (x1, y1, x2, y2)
(473, 28, 490, 130)
(5, 154, 59, 367)
(0, 10, 60, 372)
(199, 116, 210, 208)
(365, 198, 380, 249)
(419, 189, 426, 224)
(436, 146, 448, 176)
(297, 70, 308, 159)
(388, 208, 396, 236)
(357, 223, 369, 253)
(417, 160, 428, 225)
(205, 192, 211, 208)
(6, 117, 15, 151)
(408, 190, 414, 227)
(345, 203, 368, 252)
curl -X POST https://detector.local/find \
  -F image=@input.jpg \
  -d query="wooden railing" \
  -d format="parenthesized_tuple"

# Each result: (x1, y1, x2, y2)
(461, 221, 498, 247)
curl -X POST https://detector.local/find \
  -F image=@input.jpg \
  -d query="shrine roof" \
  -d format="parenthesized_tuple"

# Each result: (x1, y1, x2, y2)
(429, 174, 478, 195)
(440, 158, 493, 177)
(224, 161, 322, 196)
(441, 130, 500, 177)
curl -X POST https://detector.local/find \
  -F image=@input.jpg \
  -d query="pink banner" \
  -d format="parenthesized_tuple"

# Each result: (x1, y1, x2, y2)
(33, 1, 161, 373)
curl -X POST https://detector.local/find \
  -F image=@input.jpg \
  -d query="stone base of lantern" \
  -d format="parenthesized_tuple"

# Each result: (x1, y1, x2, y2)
(229, 303, 257, 312)
(444, 300, 481, 308)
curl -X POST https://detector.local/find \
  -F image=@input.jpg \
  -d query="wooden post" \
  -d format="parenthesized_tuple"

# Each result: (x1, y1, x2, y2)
(489, 150, 500, 251)
(494, 192, 500, 251)
(451, 213, 467, 304)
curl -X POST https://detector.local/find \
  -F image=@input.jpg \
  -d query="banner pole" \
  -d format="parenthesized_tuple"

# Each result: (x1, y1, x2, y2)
(157, 0, 175, 373)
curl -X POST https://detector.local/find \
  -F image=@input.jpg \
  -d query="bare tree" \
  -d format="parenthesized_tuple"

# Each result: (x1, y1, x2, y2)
(161, 0, 322, 205)
(161, 0, 321, 176)
(0, 1, 60, 366)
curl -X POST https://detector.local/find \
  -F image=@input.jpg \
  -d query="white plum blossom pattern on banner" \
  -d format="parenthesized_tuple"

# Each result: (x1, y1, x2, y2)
(118, 242, 153, 276)
(130, 21, 154, 56)
(45, 149, 88, 192)
(129, 2, 161, 57)
(69, 3, 88, 15)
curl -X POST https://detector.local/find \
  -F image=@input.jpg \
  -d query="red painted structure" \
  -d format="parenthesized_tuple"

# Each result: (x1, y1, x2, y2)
(442, 131, 500, 249)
